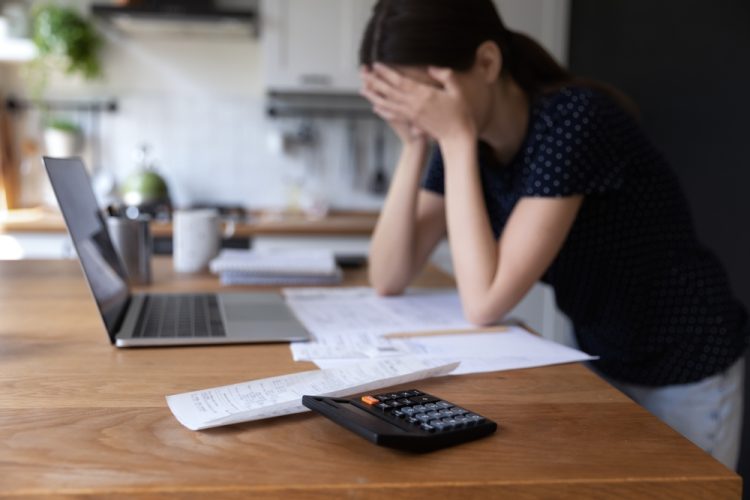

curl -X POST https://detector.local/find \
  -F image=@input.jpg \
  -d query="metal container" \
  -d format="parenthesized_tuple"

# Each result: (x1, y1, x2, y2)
(106, 216, 152, 285)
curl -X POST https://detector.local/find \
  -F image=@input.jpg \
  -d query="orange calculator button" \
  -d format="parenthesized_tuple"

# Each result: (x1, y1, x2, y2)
(361, 395, 380, 405)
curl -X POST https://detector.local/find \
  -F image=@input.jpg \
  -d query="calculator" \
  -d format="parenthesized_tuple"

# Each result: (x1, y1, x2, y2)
(302, 389, 497, 452)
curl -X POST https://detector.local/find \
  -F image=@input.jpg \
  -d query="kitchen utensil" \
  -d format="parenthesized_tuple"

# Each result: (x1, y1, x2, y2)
(107, 216, 152, 285)
(121, 144, 171, 218)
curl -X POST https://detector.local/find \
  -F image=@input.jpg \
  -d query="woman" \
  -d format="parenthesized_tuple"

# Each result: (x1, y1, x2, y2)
(359, 0, 748, 469)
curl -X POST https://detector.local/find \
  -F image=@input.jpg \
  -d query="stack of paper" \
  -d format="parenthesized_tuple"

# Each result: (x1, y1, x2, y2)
(284, 287, 596, 374)
(284, 288, 475, 360)
(209, 248, 342, 286)
(167, 358, 459, 430)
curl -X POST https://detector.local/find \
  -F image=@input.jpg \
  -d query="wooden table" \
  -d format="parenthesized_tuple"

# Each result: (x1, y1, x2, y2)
(0, 258, 740, 498)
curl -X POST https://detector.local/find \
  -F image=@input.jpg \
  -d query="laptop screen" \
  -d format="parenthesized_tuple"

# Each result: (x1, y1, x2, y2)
(44, 157, 130, 342)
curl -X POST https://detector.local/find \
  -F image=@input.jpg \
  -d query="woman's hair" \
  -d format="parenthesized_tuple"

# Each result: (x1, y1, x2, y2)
(360, 0, 636, 115)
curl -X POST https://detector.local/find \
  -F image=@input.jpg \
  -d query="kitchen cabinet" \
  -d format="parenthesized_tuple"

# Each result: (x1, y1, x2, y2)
(261, 0, 376, 94)
(495, 0, 570, 64)
(261, 0, 569, 94)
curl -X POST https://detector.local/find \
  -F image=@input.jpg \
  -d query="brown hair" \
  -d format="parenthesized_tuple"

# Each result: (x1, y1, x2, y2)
(360, 0, 637, 116)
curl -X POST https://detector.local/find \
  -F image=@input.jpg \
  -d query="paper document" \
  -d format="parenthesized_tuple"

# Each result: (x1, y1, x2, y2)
(311, 329, 595, 374)
(284, 287, 595, 376)
(284, 287, 474, 337)
(166, 358, 459, 430)
(398, 329, 595, 374)
(286, 287, 477, 361)
(290, 331, 404, 361)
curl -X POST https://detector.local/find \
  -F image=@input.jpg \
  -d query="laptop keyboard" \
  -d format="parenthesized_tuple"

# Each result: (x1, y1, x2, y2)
(133, 294, 226, 338)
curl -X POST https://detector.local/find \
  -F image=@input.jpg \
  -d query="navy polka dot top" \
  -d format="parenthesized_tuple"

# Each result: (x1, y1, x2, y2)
(423, 86, 748, 386)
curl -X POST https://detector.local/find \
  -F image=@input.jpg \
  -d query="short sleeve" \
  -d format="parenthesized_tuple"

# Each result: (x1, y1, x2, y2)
(521, 89, 627, 197)
(421, 145, 445, 195)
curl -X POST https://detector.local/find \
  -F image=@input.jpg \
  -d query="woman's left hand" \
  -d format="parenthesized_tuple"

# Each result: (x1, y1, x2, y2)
(361, 63, 477, 144)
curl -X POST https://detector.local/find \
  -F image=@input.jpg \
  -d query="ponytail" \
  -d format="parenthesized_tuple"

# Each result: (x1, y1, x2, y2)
(504, 31, 639, 117)
(502, 31, 571, 95)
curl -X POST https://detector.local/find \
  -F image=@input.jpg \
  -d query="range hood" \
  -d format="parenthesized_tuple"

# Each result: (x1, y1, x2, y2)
(92, 1, 257, 35)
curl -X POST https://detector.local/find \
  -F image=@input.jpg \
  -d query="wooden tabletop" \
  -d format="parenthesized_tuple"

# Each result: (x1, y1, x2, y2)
(0, 258, 740, 498)
(0, 208, 378, 237)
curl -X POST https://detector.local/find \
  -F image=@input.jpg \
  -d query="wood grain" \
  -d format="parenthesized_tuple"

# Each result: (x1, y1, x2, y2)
(0, 258, 740, 499)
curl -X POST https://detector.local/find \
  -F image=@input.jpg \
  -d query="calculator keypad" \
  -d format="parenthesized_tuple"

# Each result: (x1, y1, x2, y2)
(363, 390, 487, 434)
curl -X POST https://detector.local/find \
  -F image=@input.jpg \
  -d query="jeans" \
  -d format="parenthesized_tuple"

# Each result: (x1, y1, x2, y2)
(601, 355, 746, 470)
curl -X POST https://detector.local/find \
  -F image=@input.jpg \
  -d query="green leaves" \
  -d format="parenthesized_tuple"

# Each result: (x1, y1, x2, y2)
(31, 4, 103, 80)
(46, 118, 81, 133)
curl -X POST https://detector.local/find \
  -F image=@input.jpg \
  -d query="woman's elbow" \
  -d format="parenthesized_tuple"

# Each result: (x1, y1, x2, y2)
(372, 282, 406, 297)
(369, 271, 407, 297)
(464, 302, 503, 327)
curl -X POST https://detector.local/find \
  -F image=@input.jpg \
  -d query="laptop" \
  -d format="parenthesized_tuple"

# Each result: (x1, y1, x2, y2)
(43, 157, 311, 347)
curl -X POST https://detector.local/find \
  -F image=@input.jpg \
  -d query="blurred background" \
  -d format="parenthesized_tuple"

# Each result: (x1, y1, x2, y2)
(0, 0, 569, 213)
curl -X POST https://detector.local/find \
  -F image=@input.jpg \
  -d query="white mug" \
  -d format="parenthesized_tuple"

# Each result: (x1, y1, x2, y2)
(173, 209, 220, 273)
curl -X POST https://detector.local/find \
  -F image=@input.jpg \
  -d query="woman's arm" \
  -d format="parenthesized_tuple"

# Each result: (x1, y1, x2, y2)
(440, 135, 582, 325)
(361, 66, 448, 295)
(363, 64, 583, 323)
(368, 143, 447, 296)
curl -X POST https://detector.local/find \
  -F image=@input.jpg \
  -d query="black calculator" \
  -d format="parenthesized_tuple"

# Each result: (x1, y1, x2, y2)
(302, 389, 497, 452)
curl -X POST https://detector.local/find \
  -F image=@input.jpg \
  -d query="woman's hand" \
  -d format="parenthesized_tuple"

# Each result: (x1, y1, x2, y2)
(360, 67, 427, 148)
(360, 63, 477, 146)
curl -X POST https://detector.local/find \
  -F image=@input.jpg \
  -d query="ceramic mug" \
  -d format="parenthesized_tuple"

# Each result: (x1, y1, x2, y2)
(173, 209, 221, 273)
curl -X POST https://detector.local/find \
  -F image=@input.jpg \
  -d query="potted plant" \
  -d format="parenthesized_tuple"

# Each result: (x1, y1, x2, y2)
(43, 118, 83, 158)
(28, 4, 103, 96)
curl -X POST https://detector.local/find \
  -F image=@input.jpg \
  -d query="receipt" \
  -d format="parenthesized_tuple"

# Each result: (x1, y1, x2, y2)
(166, 358, 459, 430)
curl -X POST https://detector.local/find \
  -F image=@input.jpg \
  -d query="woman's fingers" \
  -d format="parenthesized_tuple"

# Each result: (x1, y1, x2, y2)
(361, 63, 442, 126)
(362, 72, 410, 105)
(373, 63, 405, 87)
(373, 105, 400, 122)
(360, 87, 407, 116)
(363, 74, 397, 99)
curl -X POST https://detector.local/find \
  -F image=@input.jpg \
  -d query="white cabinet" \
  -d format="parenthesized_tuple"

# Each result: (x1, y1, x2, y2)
(261, 0, 569, 94)
(495, 0, 570, 64)
(261, 0, 376, 94)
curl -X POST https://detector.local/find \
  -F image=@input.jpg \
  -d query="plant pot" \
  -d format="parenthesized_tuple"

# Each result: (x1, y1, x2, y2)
(43, 128, 83, 158)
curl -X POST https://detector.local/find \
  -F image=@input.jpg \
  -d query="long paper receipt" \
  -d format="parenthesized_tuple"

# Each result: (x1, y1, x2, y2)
(166, 358, 459, 430)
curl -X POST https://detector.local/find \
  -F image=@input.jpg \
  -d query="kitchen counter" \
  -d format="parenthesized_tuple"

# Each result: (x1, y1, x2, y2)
(0, 207, 68, 234)
(0, 207, 378, 237)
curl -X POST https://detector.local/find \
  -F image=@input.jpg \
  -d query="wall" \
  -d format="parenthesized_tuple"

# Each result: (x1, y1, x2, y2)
(569, 0, 749, 319)
(3, 0, 570, 211)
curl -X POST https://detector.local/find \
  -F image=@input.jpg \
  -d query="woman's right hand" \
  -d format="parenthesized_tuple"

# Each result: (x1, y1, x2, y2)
(360, 67, 427, 149)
